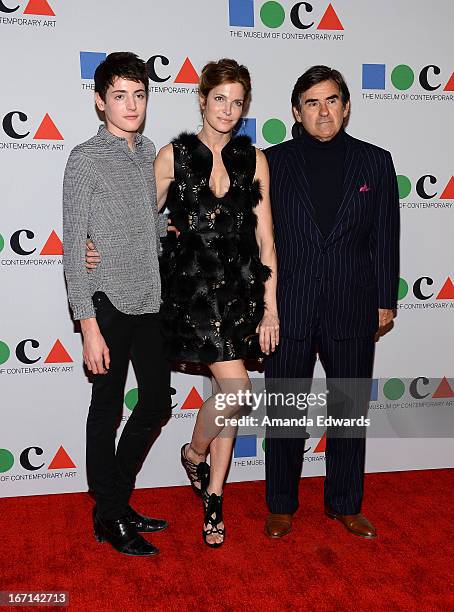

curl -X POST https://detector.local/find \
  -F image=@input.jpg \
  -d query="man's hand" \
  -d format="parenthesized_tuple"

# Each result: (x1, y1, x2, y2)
(378, 308, 394, 328)
(85, 239, 100, 271)
(80, 318, 110, 374)
(375, 308, 394, 341)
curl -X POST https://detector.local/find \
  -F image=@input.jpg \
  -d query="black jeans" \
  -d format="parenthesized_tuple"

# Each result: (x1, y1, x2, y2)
(86, 292, 171, 520)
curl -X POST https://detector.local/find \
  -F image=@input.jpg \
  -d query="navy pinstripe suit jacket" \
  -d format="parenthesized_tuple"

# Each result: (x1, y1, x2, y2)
(265, 132, 400, 340)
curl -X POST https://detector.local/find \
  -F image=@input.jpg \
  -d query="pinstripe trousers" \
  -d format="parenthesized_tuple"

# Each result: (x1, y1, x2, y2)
(264, 326, 375, 515)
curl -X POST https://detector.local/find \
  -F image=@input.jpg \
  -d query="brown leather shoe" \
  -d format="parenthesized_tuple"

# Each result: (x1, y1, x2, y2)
(325, 506, 377, 539)
(264, 513, 293, 538)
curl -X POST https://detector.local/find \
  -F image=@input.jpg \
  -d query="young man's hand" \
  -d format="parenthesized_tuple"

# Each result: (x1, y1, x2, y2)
(86, 239, 100, 271)
(85, 220, 179, 273)
(80, 318, 110, 374)
(168, 218, 180, 237)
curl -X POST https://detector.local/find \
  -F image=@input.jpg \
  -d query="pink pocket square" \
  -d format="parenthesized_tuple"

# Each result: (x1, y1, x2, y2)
(359, 183, 371, 192)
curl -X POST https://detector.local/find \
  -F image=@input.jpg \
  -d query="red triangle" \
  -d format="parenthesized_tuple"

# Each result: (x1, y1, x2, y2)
(33, 113, 63, 140)
(443, 72, 454, 91)
(432, 377, 454, 399)
(440, 176, 454, 199)
(174, 57, 199, 84)
(48, 446, 76, 470)
(45, 339, 73, 363)
(436, 277, 454, 299)
(313, 433, 326, 453)
(317, 3, 344, 30)
(181, 386, 203, 410)
(23, 0, 55, 16)
(40, 230, 63, 255)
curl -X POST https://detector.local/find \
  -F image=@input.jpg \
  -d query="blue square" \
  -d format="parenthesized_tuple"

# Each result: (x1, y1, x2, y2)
(229, 0, 254, 27)
(80, 51, 107, 80)
(235, 118, 256, 143)
(362, 64, 386, 90)
(234, 435, 257, 458)
(370, 379, 378, 401)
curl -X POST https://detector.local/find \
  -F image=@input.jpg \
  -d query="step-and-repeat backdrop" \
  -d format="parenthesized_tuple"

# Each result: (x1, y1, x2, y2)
(1, 0, 453, 497)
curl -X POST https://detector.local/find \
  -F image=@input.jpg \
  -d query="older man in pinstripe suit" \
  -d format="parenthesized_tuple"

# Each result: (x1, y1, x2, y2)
(263, 66, 399, 539)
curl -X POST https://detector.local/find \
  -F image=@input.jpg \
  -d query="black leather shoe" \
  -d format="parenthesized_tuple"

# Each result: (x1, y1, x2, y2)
(125, 505, 168, 533)
(93, 509, 159, 556)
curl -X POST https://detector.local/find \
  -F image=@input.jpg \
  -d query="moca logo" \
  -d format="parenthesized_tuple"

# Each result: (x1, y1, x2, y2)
(0, 0, 54, 15)
(372, 377, 454, 401)
(235, 433, 327, 459)
(0, 446, 75, 474)
(398, 277, 454, 301)
(236, 117, 289, 145)
(147, 56, 199, 84)
(0, 229, 62, 257)
(362, 64, 454, 93)
(80, 52, 199, 84)
(229, 0, 343, 30)
(0, 339, 72, 366)
(0, 0, 55, 28)
(397, 175, 454, 201)
(79, 52, 199, 95)
(1, 112, 63, 140)
(124, 385, 202, 413)
(80, 51, 199, 83)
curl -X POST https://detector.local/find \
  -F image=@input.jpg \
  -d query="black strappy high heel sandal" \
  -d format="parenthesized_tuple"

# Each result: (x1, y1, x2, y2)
(202, 489, 225, 548)
(180, 443, 210, 496)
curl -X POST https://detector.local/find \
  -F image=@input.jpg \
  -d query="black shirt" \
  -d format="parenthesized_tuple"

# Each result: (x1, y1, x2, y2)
(299, 127, 346, 238)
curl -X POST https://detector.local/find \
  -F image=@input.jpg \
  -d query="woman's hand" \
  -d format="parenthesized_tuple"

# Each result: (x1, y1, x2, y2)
(253, 149, 279, 356)
(257, 312, 280, 355)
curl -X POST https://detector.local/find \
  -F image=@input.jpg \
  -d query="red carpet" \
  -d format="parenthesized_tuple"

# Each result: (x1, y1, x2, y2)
(1, 470, 454, 611)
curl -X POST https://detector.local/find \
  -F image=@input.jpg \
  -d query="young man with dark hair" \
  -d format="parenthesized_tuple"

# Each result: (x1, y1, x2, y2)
(63, 52, 170, 557)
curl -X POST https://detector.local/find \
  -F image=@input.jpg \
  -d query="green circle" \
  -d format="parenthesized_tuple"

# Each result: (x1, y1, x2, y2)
(124, 388, 138, 411)
(0, 449, 14, 473)
(260, 1, 285, 28)
(262, 119, 286, 144)
(262, 438, 266, 452)
(0, 234, 4, 253)
(383, 378, 405, 401)
(0, 341, 10, 365)
(397, 175, 411, 199)
(398, 278, 409, 300)
(391, 65, 414, 90)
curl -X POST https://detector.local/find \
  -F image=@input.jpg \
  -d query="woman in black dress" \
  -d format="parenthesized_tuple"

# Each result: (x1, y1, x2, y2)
(155, 59, 279, 547)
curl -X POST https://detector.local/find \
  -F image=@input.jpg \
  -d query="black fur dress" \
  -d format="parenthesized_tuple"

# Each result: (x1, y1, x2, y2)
(160, 132, 271, 364)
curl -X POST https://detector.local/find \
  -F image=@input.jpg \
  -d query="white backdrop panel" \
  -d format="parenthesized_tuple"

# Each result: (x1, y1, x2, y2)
(1, 0, 453, 497)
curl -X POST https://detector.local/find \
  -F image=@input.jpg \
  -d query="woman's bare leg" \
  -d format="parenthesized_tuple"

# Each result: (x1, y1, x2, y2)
(185, 359, 251, 545)
(186, 359, 250, 462)
(208, 377, 237, 496)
